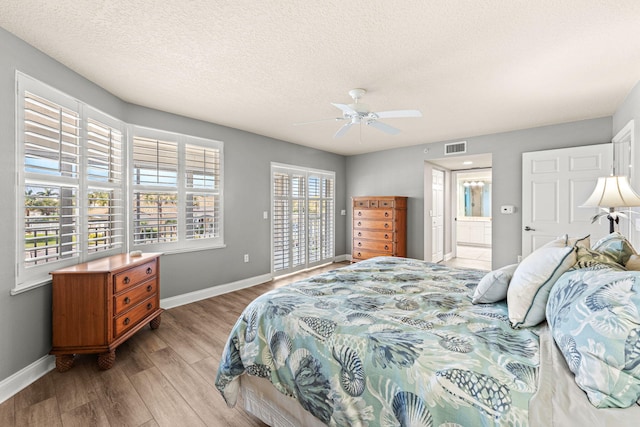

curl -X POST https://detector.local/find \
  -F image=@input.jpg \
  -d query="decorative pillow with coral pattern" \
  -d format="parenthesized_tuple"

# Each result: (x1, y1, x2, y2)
(546, 267, 640, 408)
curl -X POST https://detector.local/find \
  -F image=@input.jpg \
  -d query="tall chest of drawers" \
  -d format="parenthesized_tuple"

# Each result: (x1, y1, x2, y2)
(352, 196, 407, 261)
(50, 252, 163, 371)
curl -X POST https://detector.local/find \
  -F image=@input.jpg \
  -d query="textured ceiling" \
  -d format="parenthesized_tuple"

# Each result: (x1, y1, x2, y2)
(2, 1, 640, 156)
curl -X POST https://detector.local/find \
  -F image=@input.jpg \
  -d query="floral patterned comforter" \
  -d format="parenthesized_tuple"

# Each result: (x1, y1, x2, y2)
(215, 257, 542, 426)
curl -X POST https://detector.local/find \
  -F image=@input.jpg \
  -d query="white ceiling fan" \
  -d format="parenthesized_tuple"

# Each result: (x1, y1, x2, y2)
(296, 88, 422, 138)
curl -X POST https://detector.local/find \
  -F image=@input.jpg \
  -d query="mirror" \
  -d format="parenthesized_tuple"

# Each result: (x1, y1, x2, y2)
(457, 171, 492, 218)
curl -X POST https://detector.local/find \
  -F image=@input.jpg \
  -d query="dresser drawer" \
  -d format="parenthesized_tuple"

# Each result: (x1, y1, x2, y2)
(352, 249, 392, 261)
(354, 209, 394, 220)
(113, 260, 157, 293)
(353, 229, 394, 241)
(354, 219, 395, 230)
(353, 239, 395, 253)
(114, 296, 158, 337)
(114, 278, 158, 315)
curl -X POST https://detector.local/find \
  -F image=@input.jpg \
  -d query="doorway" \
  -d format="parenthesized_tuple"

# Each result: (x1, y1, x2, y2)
(424, 154, 492, 270)
(452, 169, 492, 270)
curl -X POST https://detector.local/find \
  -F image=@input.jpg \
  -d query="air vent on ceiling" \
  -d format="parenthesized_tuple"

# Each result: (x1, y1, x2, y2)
(444, 141, 467, 155)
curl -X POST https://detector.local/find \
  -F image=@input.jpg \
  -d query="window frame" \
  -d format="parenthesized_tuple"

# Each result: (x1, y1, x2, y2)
(15, 72, 127, 294)
(129, 126, 225, 254)
(270, 162, 335, 276)
(13, 73, 225, 295)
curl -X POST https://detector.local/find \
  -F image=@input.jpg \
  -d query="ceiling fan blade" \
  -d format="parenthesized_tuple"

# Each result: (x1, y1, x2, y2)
(334, 122, 354, 138)
(331, 103, 358, 115)
(367, 120, 400, 135)
(374, 109, 422, 119)
(293, 117, 344, 126)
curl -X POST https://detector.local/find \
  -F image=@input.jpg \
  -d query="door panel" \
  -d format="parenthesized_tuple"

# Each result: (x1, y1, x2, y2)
(522, 144, 611, 257)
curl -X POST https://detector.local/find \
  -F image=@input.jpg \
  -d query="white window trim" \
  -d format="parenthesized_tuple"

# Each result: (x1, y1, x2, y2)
(129, 125, 225, 254)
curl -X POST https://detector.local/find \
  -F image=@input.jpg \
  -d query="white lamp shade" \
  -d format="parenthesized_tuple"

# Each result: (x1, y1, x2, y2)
(582, 176, 640, 208)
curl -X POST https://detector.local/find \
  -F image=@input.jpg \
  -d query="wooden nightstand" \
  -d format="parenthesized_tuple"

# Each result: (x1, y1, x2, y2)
(50, 252, 163, 371)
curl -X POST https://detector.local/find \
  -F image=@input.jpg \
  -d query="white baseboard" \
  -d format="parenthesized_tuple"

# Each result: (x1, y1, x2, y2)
(444, 252, 454, 261)
(160, 272, 273, 310)
(0, 354, 55, 404)
(1, 260, 350, 404)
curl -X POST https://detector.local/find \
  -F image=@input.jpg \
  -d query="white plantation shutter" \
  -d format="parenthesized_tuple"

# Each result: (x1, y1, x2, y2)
(15, 73, 225, 293)
(24, 92, 80, 178)
(86, 117, 124, 253)
(132, 136, 179, 245)
(185, 144, 220, 239)
(271, 164, 335, 275)
(22, 91, 81, 271)
(272, 172, 290, 271)
(131, 129, 224, 251)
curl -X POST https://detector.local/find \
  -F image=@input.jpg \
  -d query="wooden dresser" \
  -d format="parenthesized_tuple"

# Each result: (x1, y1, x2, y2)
(50, 252, 163, 371)
(352, 196, 407, 261)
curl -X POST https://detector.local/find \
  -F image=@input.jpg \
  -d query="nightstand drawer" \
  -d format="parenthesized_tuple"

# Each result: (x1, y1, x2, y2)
(114, 278, 158, 315)
(113, 260, 157, 293)
(114, 296, 157, 337)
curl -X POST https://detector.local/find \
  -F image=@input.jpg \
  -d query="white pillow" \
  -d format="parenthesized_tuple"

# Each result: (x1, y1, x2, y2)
(472, 263, 518, 304)
(507, 244, 576, 328)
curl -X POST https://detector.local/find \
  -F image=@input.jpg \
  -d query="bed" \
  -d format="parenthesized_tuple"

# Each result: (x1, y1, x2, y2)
(215, 241, 640, 426)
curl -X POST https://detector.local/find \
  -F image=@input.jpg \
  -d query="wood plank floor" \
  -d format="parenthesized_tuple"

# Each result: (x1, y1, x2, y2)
(0, 262, 349, 427)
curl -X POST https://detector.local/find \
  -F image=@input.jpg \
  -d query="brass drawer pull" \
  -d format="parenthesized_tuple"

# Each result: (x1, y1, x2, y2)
(357, 232, 362, 237)
(147, 285, 153, 292)
(146, 267, 153, 275)
(385, 212, 389, 217)
(147, 303, 153, 310)
(357, 252, 361, 257)
(357, 242, 362, 247)
(357, 221, 362, 227)
(384, 234, 389, 239)
(385, 245, 389, 250)
(124, 297, 130, 304)
(384, 223, 389, 228)
(357, 211, 362, 216)
(123, 277, 130, 284)
(123, 317, 130, 326)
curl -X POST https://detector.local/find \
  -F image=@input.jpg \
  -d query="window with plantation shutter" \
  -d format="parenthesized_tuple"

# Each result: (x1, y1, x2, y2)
(15, 73, 225, 294)
(22, 91, 80, 269)
(16, 73, 126, 293)
(271, 163, 335, 275)
(131, 128, 224, 251)
(132, 136, 179, 245)
(86, 117, 124, 253)
(185, 144, 221, 240)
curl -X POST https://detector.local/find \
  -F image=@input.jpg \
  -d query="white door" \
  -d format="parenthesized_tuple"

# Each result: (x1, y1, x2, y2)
(432, 169, 445, 262)
(522, 144, 611, 256)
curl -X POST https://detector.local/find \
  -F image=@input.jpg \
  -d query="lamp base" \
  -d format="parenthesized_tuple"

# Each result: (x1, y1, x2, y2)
(607, 214, 619, 234)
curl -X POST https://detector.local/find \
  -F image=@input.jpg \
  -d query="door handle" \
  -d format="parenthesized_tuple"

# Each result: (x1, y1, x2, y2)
(524, 226, 535, 231)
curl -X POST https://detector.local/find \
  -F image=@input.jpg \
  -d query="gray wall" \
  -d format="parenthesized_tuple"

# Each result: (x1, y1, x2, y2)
(346, 117, 613, 268)
(0, 28, 346, 383)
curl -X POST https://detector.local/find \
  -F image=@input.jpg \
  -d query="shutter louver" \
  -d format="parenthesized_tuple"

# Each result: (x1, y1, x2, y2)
(24, 92, 80, 178)
(133, 137, 179, 245)
(271, 166, 335, 275)
(23, 92, 80, 267)
(185, 144, 220, 240)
